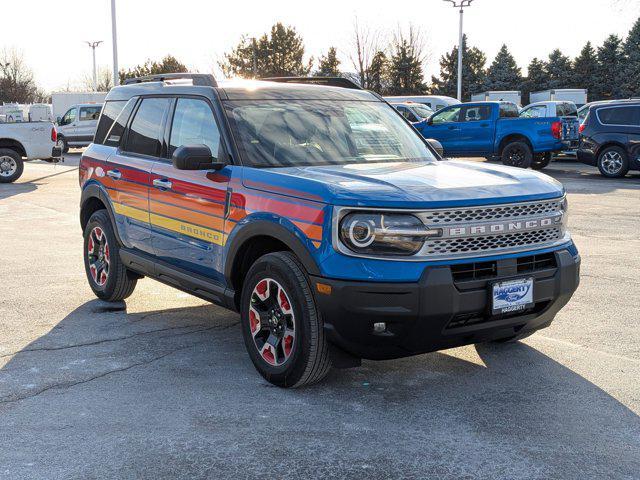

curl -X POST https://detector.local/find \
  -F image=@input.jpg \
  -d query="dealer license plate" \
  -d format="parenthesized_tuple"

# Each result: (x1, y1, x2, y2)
(491, 278, 534, 315)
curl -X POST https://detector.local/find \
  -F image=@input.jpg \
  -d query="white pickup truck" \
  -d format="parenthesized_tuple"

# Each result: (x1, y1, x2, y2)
(0, 122, 61, 183)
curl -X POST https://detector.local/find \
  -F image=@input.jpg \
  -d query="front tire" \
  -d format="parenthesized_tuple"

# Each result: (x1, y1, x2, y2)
(501, 141, 533, 168)
(531, 152, 552, 170)
(240, 252, 331, 388)
(0, 149, 24, 183)
(597, 146, 629, 178)
(83, 210, 138, 301)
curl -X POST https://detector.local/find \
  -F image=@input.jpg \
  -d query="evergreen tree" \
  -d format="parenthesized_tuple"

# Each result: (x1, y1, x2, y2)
(367, 51, 389, 94)
(483, 44, 522, 91)
(520, 58, 548, 104)
(597, 34, 625, 100)
(119, 55, 187, 84)
(621, 18, 640, 98)
(546, 49, 574, 89)
(386, 35, 427, 95)
(431, 35, 486, 100)
(220, 23, 312, 78)
(596, 34, 625, 100)
(573, 42, 599, 99)
(315, 47, 341, 77)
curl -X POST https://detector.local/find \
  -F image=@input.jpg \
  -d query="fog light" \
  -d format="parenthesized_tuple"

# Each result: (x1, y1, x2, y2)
(373, 322, 386, 333)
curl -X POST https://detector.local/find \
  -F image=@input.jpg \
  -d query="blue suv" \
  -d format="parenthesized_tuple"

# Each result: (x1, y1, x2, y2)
(79, 74, 580, 387)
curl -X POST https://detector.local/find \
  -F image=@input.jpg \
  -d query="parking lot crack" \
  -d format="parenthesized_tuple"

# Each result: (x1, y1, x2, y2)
(0, 341, 208, 405)
(0, 322, 238, 359)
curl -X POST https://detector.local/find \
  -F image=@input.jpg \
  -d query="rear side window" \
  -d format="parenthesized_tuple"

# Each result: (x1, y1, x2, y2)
(563, 103, 577, 117)
(499, 103, 519, 118)
(124, 98, 171, 156)
(597, 106, 640, 126)
(95, 101, 127, 144)
(104, 99, 137, 147)
(520, 105, 546, 118)
(169, 98, 221, 158)
(462, 105, 491, 122)
(79, 105, 102, 121)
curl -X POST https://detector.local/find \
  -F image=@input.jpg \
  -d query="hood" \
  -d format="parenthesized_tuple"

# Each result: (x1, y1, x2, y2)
(242, 160, 565, 209)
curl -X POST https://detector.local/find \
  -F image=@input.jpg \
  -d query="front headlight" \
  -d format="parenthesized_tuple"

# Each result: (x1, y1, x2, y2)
(561, 196, 569, 234)
(339, 212, 441, 256)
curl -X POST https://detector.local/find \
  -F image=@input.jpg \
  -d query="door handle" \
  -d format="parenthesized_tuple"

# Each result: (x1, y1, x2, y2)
(153, 178, 172, 190)
(480, 123, 489, 127)
(447, 125, 458, 130)
(106, 170, 121, 180)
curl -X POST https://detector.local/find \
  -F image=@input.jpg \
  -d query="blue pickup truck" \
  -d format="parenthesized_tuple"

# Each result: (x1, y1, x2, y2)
(415, 101, 579, 170)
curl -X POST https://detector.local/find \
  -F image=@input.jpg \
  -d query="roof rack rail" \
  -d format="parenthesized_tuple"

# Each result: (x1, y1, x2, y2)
(122, 73, 217, 87)
(261, 76, 362, 90)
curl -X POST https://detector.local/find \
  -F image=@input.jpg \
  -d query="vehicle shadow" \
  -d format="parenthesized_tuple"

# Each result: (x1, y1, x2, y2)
(0, 180, 37, 201)
(0, 298, 638, 478)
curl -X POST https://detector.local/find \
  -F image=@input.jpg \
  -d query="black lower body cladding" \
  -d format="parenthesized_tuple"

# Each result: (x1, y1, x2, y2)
(311, 249, 580, 360)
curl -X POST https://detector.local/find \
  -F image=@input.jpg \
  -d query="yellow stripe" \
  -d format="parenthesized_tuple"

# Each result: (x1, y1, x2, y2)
(113, 201, 225, 246)
(150, 213, 225, 246)
(113, 202, 149, 224)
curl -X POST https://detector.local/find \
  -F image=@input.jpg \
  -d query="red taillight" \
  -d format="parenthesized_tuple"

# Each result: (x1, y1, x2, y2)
(551, 121, 562, 139)
(51, 127, 57, 142)
(579, 123, 586, 134)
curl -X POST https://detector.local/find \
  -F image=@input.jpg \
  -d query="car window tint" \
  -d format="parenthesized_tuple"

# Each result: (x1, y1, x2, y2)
(564, 103, 577, 117)
(499, 103, 519, 118)
(597, 106, 640, 126)
(79, 106, 102, 121)
(169, 98, 221, 158)
(62, 108, 76, 125)
(95, 100, 127, 144)
(124, 98, 171, 156)
(104, 98, 137, 147)
(463, 105, 491, 122)
(431, 106, 461, 124)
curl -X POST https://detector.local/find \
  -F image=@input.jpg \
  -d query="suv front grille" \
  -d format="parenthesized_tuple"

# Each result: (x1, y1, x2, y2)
(423, 227, 563, 256)
(517, 252, 556, 273)
(420, 199, 563, 224)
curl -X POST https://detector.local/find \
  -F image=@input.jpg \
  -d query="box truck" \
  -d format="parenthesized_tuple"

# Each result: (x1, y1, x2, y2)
(471, 91, 522, 106)
(51, 92, 107, 120)
(529, 89, 588, 107)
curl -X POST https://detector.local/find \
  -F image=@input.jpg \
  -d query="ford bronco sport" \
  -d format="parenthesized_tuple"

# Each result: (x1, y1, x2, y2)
(79, 74, 580, 387)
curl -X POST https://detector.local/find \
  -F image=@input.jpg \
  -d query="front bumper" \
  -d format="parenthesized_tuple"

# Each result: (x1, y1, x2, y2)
(311, 249, 580, 360)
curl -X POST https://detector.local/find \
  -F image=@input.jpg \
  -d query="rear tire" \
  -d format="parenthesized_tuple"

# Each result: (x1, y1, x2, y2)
(83, 210, 138, 301)
(531, 152, 552, 170)
(240, 251, 331, 388)
(0, 149, 24, 183)
(597, 146, 629, 178)
(501, 141, 533, 168)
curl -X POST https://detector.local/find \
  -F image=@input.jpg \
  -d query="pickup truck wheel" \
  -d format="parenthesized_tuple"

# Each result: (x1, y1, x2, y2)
(56, 137, 69, 154)
(531, 152, 552, 170)
(0, 149, 24, 183)
(501, 142, 532, 168)
(83, 210, 138, 301)
(240, 251, 331, 388)
(597, 146, 629, 178)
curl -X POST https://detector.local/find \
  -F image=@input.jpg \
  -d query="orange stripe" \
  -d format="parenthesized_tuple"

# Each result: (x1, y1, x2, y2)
(150, 200, 225, 233)
(109, 190, 148, 211)
(292, 221, 323, 241)
(149, 189, 226, 217)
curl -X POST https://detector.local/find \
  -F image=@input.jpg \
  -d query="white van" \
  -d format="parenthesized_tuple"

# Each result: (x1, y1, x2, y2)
(55, 103, 103, 152)
(383, 95, 460, 112)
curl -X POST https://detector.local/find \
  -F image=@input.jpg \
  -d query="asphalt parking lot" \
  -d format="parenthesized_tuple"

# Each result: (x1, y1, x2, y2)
(1, 153, 639, 479)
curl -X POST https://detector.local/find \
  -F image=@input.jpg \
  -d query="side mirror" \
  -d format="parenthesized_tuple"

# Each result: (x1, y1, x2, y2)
(56, 116, 62, 124)
(426, 138, 444, 157)
(427, 117, 434, 126)
(172, 144, 225, 171)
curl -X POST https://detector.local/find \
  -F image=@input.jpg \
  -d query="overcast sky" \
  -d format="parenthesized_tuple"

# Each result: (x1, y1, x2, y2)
(5, 0, 639, 92)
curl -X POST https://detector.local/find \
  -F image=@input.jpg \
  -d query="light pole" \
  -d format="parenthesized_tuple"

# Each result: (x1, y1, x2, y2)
(111, 0, 119, 86)
(85, 41, 103, 91)
(443, 0, 474, 101)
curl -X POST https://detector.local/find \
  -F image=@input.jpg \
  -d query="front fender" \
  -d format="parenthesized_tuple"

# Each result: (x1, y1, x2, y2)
(80, 180, 123, 245)
(224, 215, 321, 285)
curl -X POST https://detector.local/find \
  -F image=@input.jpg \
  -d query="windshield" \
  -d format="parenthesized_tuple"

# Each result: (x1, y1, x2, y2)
(224, 100, 437, 168)
(411, 104, 434, 119)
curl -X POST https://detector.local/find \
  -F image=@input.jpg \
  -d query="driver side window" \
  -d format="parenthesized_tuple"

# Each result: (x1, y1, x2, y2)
(431, 106, 461, 124)
(61, 108, 76, 126)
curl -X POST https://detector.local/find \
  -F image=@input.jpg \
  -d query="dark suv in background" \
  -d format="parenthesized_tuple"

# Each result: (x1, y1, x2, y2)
(577, 101, 640, 177)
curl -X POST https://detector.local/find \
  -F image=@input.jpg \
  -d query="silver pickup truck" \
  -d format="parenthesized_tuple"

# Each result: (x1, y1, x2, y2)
(0, 121, 62, 183)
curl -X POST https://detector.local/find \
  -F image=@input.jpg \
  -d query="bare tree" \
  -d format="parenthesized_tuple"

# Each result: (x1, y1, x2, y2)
(349, 17, 383, 89)
(81, 66, 113, 92)
(0, 48, 41, 103)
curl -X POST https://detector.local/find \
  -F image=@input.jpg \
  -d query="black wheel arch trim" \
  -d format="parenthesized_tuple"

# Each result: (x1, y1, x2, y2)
(80, 182, 124, 245)
(224, 220, 321, 286)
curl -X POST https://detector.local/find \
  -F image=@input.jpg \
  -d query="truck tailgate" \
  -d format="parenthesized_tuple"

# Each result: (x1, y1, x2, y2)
(561, 117, 580, 141)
